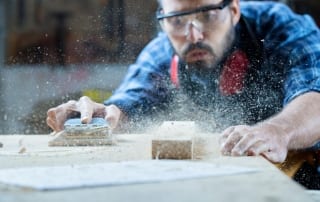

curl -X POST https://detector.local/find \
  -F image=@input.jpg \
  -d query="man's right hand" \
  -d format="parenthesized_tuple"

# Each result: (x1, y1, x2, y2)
(46, 96, 123, 132)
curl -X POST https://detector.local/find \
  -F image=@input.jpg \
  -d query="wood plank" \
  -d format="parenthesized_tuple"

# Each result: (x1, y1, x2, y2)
(0, 134, 315, 202)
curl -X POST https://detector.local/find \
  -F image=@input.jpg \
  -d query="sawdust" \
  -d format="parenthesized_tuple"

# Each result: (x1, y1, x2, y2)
(18, 147, 26, 154)
(151, 121, 198, 137)
(18, 138, 27, 154)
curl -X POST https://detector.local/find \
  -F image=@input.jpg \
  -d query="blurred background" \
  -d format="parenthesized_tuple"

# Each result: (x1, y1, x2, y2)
(0, 0, 319, 134)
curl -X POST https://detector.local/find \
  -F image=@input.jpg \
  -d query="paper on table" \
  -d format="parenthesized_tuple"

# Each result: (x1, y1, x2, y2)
(0, 160, 257, 191)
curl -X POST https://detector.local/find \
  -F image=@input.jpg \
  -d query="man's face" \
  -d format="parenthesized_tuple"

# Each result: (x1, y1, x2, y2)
(160, 0, 240, 69)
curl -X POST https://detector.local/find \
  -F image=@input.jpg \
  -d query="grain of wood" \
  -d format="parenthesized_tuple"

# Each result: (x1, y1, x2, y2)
(152, 139, 193, 159)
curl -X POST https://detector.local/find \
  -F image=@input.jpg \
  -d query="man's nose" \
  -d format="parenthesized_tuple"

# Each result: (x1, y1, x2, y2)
(186, 22, 204, 44)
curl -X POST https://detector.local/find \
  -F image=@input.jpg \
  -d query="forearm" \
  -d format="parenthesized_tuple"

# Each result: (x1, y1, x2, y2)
(266, 91, 320, 149)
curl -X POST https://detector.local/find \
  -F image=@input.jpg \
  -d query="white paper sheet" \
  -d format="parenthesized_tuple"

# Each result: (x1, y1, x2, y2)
(0, 160, 257, 190)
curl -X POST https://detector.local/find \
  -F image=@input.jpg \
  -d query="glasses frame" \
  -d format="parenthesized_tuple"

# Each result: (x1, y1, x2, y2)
(156, 0, 233, 21)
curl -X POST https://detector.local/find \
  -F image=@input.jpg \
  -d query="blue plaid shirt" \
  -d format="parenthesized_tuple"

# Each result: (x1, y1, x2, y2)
(105, 1, 320, 128)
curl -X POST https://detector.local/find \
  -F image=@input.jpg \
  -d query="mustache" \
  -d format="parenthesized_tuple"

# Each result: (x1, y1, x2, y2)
(182, 42, 214, 58)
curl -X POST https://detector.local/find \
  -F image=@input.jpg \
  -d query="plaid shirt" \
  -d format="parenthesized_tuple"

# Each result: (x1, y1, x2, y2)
(105, 1, 320, 127)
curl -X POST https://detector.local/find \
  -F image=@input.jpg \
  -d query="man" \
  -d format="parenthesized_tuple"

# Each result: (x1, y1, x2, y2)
(47, 0, 320, 165)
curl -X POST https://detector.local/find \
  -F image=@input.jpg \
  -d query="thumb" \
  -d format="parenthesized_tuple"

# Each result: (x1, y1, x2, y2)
(80, 107, 93, 124)
(77, 96, 94, 124)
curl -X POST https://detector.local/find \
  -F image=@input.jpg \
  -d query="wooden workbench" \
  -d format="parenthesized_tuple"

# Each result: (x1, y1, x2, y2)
(0, 134, 316, 202)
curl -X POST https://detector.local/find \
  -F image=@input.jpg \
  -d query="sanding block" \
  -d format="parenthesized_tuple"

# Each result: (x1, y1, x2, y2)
(48, 118, 115, 147)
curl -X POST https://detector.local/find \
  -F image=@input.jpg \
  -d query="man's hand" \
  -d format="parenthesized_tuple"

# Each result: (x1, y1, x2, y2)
(219, 122, 290, 163)
(46, 96, 123, 132)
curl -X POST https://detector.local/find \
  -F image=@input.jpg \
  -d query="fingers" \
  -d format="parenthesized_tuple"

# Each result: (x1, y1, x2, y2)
(46, 96, 115, 132)
(46, 106, 69, 132)
(220, 126, 244, 155)
(46, 109, 60, 131)
(231, 133, 259, 156)
(46, 97, 94, 131)
(246, 141, 269, 156)
(221, 130, 243, 155)
(105, 105, 122, 129)
(219, 124, 288, 163)
(77, 96, 94, 124)
(261, 148, 287, 163)
(219, 126, 235, 145)
(219, 125, 268, 157)
(46, 100, 78, 132)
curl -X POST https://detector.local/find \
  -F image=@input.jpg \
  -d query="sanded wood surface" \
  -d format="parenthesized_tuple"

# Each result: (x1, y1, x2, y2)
(0, 134, 316, 202)
(152, 139, 193, 159)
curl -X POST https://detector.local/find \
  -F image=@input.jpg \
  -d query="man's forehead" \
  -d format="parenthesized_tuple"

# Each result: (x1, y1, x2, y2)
(161, 0, 222, 12)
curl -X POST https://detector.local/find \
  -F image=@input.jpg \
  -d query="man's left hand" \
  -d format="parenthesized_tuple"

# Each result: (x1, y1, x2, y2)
(219, 122, 290, 163)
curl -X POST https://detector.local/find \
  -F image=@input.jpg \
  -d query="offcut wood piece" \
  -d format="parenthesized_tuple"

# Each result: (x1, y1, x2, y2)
(151, 136, 212, 160)
(151, 121, 210, 160)
(48, 118, 115, 147)
(152, 138, 193, 160)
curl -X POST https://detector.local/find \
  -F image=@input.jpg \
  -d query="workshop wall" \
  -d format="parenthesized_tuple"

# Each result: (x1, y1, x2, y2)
(5, 0, 158, 65)
(0, 0, 158, 134)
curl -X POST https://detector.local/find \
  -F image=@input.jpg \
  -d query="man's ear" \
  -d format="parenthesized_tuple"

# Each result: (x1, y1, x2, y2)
(229, 0, 241, 26)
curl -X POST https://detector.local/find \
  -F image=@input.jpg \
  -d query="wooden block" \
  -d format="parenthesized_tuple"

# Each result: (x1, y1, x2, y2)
(152, 139, 192, 160)
(151, 121, 197, 160)
(151, 135, 219, 160)
(151, 121, 219, 160)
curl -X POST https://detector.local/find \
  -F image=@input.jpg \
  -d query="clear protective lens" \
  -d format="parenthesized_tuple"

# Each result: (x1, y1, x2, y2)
(162, 8, 221, 36)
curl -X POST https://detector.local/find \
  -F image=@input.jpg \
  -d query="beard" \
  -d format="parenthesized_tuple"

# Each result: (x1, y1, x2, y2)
(181, 26, 236, 71)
